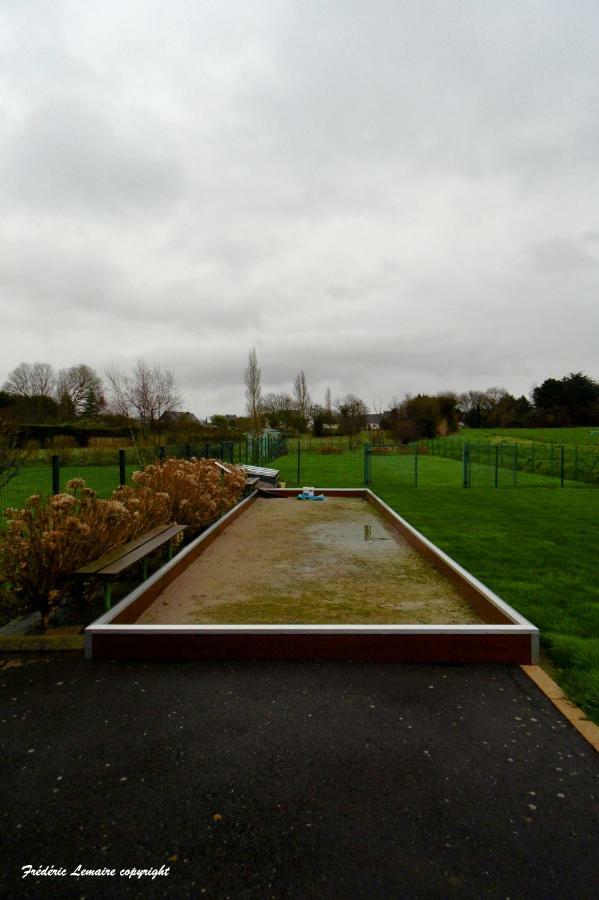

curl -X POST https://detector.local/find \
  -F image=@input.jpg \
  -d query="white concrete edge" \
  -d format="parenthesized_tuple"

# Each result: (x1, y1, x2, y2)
(86, 623, 538, 635)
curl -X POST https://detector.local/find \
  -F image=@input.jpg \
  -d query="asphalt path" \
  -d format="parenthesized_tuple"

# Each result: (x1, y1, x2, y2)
(1, 657, 598, 899)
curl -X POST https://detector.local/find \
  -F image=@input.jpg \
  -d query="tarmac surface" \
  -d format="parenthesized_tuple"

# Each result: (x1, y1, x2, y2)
(1, 656, 598, 900)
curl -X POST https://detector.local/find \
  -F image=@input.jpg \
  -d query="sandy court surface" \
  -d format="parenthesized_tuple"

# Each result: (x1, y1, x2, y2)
(136, 497, 482, 625)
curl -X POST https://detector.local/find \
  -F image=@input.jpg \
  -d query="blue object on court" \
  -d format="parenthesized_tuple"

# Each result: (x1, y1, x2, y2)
(297, 492, 325, 501)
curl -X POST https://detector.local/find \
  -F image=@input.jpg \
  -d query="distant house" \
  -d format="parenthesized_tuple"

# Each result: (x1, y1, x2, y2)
(364, 413, 383, 430)
(159, 410, 201, 425)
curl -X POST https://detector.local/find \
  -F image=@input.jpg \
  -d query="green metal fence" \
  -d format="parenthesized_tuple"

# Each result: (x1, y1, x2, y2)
(0, 436, 289, 520)
(271, 441, 599, 490)
(428, 438, 599, 487)
(3, 435, 596, 521)
(274, 443, 438, 489)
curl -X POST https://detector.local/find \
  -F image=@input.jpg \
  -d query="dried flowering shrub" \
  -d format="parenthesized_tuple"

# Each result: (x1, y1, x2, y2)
(110, 485, 171, 539)
(0, 482, 136, 624)
(0, 461, 244, 625)
(131, 458, 245, 535)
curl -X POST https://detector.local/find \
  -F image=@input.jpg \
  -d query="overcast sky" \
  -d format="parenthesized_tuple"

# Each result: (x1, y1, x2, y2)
(1, 1, 598, 416)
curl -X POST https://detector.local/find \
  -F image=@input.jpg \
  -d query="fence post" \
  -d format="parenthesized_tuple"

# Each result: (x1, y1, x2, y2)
(494, 445, 499, 487)
(51, 454, 60, 495)
(560, 446, 565, 488)
(462, 443, 470, 488)
(513, 445, 517, 487)
(296, 441, 301, 485)
(119, 449, 126, 486)
(574, 445, 578, 482)
(363, 444, 371, 485)
(159, 446, 165, 462)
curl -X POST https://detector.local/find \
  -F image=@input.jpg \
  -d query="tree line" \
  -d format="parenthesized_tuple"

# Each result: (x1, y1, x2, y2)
(2, 354, 598, 448)
(245, 349, 599, 441)
(0, 359, 181, 440)
(456, 372, 599, 429)
(244, 348, 369, 444)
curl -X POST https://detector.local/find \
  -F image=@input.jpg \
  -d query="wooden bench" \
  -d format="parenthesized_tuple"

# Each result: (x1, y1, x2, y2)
(240, 464, 280, 484)
(75, 524, 185, 610)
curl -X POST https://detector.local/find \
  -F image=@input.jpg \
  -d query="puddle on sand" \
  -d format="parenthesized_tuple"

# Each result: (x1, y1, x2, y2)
(306, 519, 403, 561)
(136, 497, 482, 625)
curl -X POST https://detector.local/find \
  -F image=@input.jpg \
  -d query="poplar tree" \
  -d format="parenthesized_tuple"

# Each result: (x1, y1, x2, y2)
(245, 348, 263, 434)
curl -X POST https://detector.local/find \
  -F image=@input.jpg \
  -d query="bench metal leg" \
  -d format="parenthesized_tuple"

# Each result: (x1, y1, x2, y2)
(103, 581, 112, 611)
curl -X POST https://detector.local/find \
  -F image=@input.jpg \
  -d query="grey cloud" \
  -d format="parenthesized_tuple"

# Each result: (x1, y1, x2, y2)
(227, 1, 599, 184)
(529, 234, 599, 272)
(0, 237, 121, 306)
(1, 1, 599, 418)
(4, 100, 183, 213)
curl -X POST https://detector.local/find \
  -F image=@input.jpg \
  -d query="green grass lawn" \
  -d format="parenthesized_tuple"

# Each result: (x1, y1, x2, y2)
(287, 425, 599, 450)
(454, 426, 599, 447)
(275, 447, 590, 490)
(0, 464, 140, 513)
(274, 450, 599, 724)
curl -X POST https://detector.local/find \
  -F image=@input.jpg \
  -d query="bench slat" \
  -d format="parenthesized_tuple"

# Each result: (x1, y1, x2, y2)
(75, 525, 181, 575)
(95, 524, 185, 576)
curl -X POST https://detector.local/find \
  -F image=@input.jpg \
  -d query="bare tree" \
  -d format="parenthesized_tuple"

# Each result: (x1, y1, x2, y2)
(262, 392, 294, 427)
(294, 370, 311, 431)
(106, 359, 181, 439)
(324, 387, 332, 415)
(335, 394, 368, 447)
(105, 365, 130, 418)
(0, 421, 26, 489)
(245, 348, 263, 434)
(457, 388, 509, 427)
(57, 364, 104, 416)
(370, 398, 385, 442)
(3, 362, 56, 398)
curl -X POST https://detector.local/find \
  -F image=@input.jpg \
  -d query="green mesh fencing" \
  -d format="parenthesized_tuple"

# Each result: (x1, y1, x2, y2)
(273, 445, 364, 487)
(270, 439, 599, 491)
(3, 436, 598, 525)
(0, 442, 252, 522)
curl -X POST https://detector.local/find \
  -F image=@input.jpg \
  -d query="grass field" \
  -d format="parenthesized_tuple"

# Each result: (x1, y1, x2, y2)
(450, 426, 599, 447)
(0, 464, 138, 512)
(289, 425, 599, 450)
(275, 446, 590, 490)
(274, 450, 599, 724)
